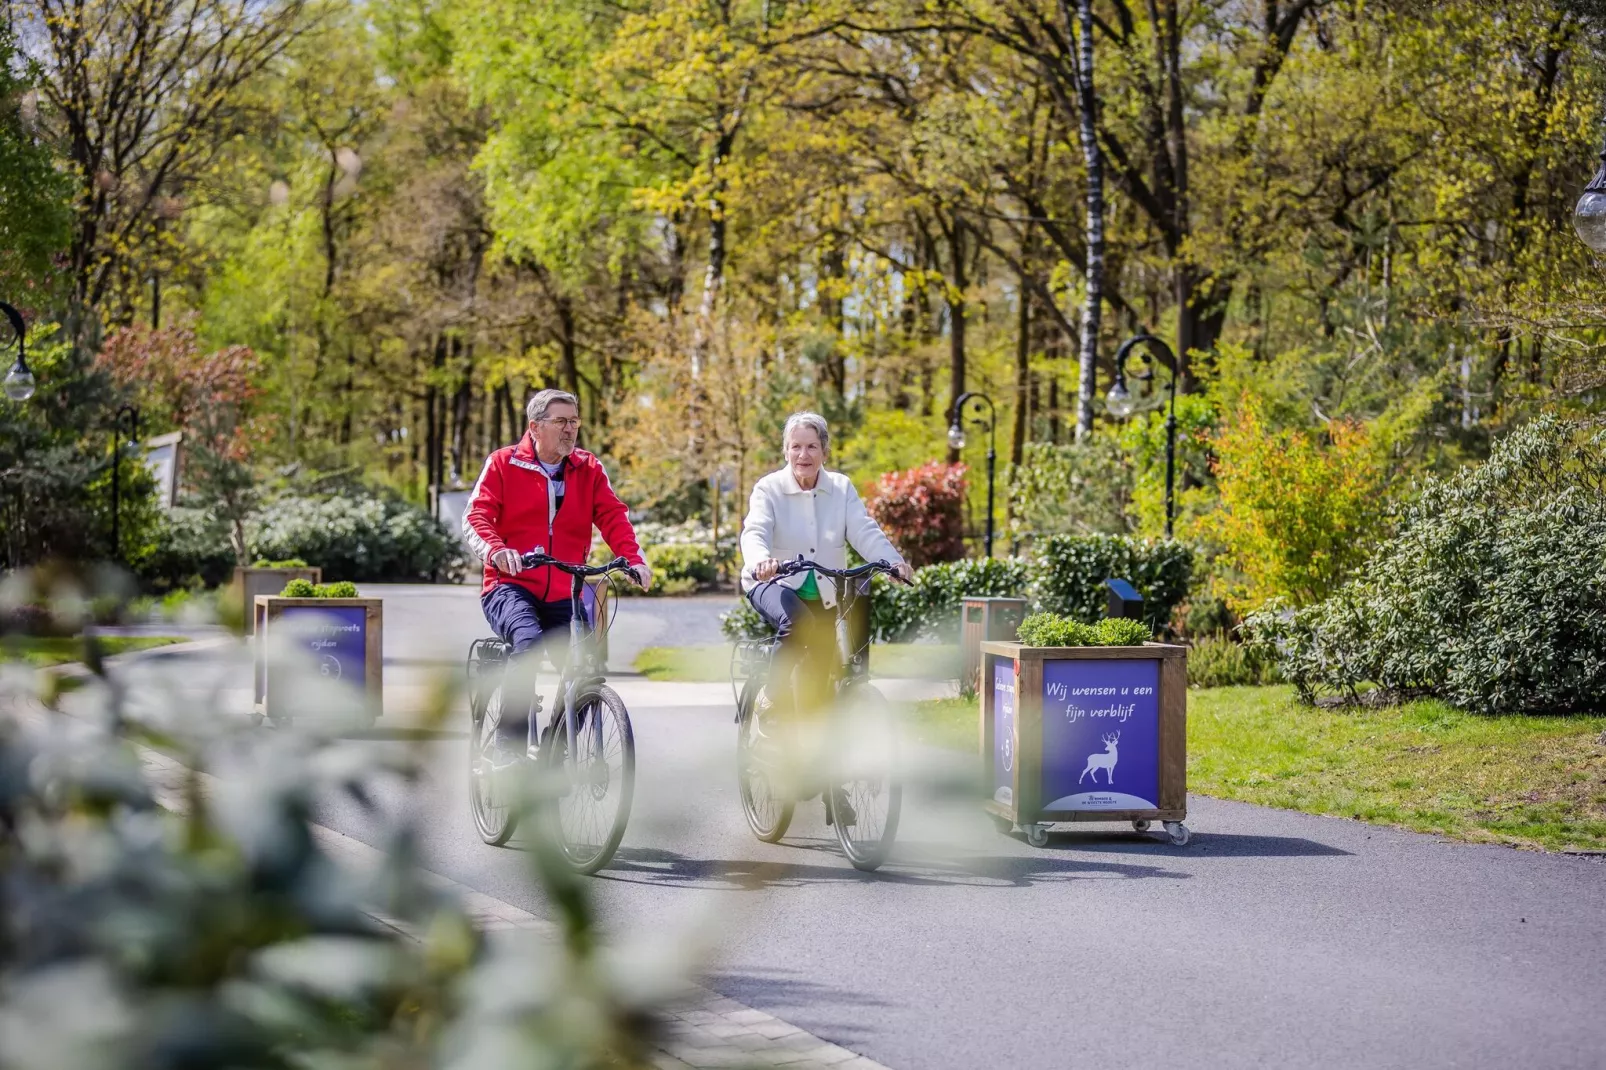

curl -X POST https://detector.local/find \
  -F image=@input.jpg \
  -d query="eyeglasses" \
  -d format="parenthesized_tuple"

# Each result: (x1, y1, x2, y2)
(541, 417, 581, 430)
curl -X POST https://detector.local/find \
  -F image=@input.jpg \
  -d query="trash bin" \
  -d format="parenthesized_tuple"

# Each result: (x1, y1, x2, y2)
(980, 638, 1190, 846)
(960, 597, 1028, 691)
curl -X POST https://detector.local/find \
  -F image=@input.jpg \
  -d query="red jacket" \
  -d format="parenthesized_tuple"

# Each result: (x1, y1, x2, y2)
(462, 436, 644, 600)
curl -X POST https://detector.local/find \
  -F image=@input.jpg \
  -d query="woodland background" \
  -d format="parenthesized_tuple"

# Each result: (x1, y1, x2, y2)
(2, 0, 1605, 611)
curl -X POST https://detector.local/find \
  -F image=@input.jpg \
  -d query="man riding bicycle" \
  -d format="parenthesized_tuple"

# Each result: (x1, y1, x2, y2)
(740, 411, 913, 820)
(463, 388, 651, 759)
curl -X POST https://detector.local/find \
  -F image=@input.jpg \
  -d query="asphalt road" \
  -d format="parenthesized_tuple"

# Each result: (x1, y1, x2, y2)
(104, 586, 1606, 1069)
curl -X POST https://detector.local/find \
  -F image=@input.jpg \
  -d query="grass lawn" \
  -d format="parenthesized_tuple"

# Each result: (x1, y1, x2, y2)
(633, 643, 959, 682)
(1, 635, 190, 668)
(912, 685, 1606, 854)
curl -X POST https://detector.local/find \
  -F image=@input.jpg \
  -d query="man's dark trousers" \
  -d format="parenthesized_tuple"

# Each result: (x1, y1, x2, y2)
(482, 582, 579, 748)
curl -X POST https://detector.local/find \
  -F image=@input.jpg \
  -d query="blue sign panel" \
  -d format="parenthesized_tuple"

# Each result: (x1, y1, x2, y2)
(1039, 659, 1159, 811)
(281, 605, 368, 692)
(992, 659, 1016, 807)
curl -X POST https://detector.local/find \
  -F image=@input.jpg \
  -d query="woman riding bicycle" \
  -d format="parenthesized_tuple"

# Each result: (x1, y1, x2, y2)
(740, 412, 913, 815)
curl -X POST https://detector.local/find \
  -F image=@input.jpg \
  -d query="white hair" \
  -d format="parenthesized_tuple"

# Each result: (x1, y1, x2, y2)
(782, 411, 830, 455)
(527, 388, 579, 423)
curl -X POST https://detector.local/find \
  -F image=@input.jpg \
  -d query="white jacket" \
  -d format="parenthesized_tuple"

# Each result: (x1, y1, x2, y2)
(739, 466, 906, 607)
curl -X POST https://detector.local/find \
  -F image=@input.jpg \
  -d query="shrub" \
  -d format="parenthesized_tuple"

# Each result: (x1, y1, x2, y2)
(253, 557, 309, 568)
(1017, 612, 1151, 647)
(871, 556, 1031, 642)
(135, 506, 239, 591)
(866, 462, 968, 568)
(1028, 534, 1193, 636)
(1006, 436, 1134, 538)
(1198, 397, 1388, 612)
(281, 577, 316, 597)
(250, 491, 467, 583)
(1186, 633, 1280, 688)
(1245, 415, 1606, 714)
(721, 597, 769, 641)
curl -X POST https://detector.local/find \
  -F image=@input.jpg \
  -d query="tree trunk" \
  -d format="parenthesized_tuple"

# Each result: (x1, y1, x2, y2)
(1011, 271, 1033, 468)
(1074, 0, 1103, 439)
(945, 217, 968, 464)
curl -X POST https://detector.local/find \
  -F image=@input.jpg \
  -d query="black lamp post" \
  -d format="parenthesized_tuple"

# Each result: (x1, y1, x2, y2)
(110, 404, 139, 562)
(947, 390, 997, 558)
(1, 301, 35, 402)
(1108, 333, 1180, 540)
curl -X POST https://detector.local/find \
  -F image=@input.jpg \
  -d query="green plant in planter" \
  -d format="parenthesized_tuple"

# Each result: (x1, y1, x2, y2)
(252, 557, 309, 568)
(279, 579, 358, 598)
(1018, 612, 1150, 647)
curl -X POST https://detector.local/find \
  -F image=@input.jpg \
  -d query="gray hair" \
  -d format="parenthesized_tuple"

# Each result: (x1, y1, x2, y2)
(782, 411, 830, 455)
(527, 388, 579, 424)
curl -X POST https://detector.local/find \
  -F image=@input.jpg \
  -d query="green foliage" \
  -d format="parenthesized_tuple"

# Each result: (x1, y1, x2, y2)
(0, 328, 161, 570)
(250, 491, 467, 583)
(134, 507, 238, 591)
(720, 596, 768, 641)
(1246, 415, 1606, 714)
(1007, 436, 1134, 539)
(281, 579, 358, 598)
(1017, 612, 1151, 647)
(253, 557, 309, 567)
(1028, 535, 1194, 635)
(871, 557, 1031, 643)
(0, 570, 666, 1068)
(1198, 398, 1390, 612)
(648, 542, 717, 588)
(1186, 634, 1281, 688)
(0, 28, 72, 299)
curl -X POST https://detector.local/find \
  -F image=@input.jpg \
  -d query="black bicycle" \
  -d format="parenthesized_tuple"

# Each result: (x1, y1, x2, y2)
(732, 558, 907, 872)
(466, 552, 639, 874)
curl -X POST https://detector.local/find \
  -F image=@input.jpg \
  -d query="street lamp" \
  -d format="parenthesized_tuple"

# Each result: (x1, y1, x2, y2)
(1, 301, 35, 402)
(1574, 150, 1606, 253)
(947, 390, 997, 558)
(110, 404, 140, 563)
(1108, 333, 1180, 540)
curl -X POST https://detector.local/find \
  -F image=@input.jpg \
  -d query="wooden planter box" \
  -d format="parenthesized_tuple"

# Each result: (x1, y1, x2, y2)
(234, 566, 322, 634)
(253, 596, 382, 726)
(980, 639, 1190, 845)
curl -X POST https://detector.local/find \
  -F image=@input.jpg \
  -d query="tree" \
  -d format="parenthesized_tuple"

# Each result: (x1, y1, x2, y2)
(11, 0, 320, 333)
(98, 321, 264, 561)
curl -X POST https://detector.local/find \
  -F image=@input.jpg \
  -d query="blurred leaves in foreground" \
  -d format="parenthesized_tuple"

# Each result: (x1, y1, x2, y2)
(0, 566, 672, 1070)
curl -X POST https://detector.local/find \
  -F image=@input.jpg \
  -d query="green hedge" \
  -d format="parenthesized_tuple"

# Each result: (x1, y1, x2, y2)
(251, 493, 468, 584)
(719, 536, 1195, 645)
(871, 557, 1031, 642)
(1029, 534, 1194, 634)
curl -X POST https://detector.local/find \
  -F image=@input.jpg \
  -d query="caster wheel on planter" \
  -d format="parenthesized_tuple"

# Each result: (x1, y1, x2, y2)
(1132, 819, 1151, 833)
(1164, 821, 1190, 846)
(1026, 824, 1050, 848)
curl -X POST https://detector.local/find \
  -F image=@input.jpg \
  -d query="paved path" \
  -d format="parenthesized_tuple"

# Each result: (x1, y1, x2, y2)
(79, 586, 1606, 1069)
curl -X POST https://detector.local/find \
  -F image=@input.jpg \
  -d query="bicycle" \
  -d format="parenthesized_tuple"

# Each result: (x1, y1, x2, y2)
(732, 557, 908, 872)
(466, 552, 639, 874)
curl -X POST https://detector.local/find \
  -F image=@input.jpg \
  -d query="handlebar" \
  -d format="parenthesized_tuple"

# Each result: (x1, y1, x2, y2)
(520, 551, 643, 584)
(775, 556, 910, 585)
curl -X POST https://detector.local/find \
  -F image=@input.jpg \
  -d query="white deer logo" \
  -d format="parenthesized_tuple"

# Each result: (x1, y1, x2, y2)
(1079, 731, 1120, 785)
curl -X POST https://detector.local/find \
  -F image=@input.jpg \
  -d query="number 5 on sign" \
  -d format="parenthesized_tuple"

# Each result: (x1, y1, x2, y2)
(320, 654, 343, 679)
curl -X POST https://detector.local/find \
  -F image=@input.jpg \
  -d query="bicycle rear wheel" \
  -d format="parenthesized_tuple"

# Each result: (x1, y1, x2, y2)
(828, 684, 902, 871)
(469, 680, 519, 846)
(539, 685, 635, 874)
(737, 679, 794, 842)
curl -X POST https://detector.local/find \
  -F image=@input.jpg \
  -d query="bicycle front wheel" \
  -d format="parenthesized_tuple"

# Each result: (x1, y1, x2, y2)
(469, 681, 519, 846)
(828, 684, 902, 872)
(539, 685, 635, 874)
(737, 679, 794, 842)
